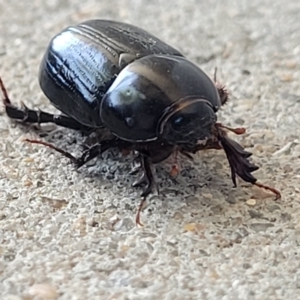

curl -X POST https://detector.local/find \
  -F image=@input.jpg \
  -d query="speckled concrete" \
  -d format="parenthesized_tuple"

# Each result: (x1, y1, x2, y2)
(1, 0, 300, 299)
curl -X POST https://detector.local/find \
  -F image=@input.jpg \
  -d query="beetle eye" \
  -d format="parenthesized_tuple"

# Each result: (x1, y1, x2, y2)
(172, 116, 188, 130)
(174, 116, 183, 124)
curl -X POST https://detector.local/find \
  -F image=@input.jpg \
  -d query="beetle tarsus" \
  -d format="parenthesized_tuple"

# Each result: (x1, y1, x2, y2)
(254, 182, 281, 200)
(24, 139, 77, 162)
(134, 155, 157, 226)
(136, 197, 147, 226)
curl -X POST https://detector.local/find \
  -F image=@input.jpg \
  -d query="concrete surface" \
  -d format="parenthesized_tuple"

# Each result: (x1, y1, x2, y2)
(1, 0, 300, 299)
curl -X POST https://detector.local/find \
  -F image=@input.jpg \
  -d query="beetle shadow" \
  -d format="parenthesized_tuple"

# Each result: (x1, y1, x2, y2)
(22, 124, 141, 185)
(155, 151, 242, 198)
(20, 124, 253, 205)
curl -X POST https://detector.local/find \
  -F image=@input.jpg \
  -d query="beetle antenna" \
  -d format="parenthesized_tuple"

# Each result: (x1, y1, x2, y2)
(217, 123, 246, 135)
(212, 69, 229, 106)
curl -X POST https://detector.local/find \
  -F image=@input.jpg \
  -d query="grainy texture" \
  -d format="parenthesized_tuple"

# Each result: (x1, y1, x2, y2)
(1, 1, 300, 299)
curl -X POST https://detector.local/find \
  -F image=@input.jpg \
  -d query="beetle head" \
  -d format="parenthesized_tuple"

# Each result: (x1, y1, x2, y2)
(158, 96, 217, 145)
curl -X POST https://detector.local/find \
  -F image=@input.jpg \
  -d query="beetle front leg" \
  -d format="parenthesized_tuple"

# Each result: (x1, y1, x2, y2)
(25, 137, 131, 169)
(217, 132, 281, 199)
(132, 154, 157, 226)
(185, 125, 281, 199)
(0, 76, 91, 131)
(75, 139, 133, 168)
(132, 154, 156, 197)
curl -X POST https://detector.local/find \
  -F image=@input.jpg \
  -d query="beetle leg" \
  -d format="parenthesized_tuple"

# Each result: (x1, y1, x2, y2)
(185, 126, 281, 199)
(170, 150, 180, 177)
(216, 128, 281, 199)
(25, 137, 131, 170)
(217, 133, 258, 184)
(132, 172, 147, 187)
(170, 149, 194, 176)
(219, 134, 281, 199)
(129, 164, 141, 175)
(132, 155, 156, 196)
(136, 197, 147, 226)
(134, 155, 157, 226)
(179, 150, 194, 161)
(75, 139, 130, 168)
(7, 104, 90, 131)
(24, 139, 77, 162)
(0, 76, 91, 131)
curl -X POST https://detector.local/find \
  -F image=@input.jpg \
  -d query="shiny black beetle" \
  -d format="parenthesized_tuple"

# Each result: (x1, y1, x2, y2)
(1, 19, 280, 223)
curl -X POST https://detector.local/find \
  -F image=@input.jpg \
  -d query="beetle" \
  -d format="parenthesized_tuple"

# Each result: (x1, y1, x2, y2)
(4, 19, 184, 130)
(1, 19, 281, 224)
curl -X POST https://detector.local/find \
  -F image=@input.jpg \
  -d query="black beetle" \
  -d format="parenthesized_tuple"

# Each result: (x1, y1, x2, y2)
(1, 19, 281, 224)
(39, 19, 184, 129)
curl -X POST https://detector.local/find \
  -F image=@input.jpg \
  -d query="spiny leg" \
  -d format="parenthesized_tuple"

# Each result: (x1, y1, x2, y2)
(0, 76, 91, 131)
(132, 155, 155, 196)
(134, 155, 156, 226)
(170, 149, 180, 177)
(25, 137, 130, 169)
(170, 148, 195, 177)
(24, 139, 78, 162)
(188, 124, 281, 199)
(217, 132, 281, 199)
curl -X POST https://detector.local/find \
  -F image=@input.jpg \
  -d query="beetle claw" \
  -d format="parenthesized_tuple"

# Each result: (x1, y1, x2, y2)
(132, 154, 159, 226)
(136, 197, 147, 226)
(254, 182, 281, 200)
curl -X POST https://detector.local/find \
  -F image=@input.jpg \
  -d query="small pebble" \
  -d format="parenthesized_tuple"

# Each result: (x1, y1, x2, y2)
(27, 283, 58, 299)
(279, 73, 293, 82)
(184, 223, 197, 232)
(23, 157, 34, 163)
(246, 199, 256, 206)
(250, 223, 274, 232)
